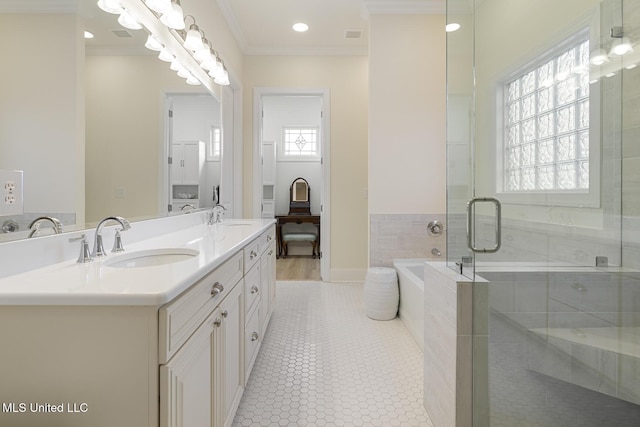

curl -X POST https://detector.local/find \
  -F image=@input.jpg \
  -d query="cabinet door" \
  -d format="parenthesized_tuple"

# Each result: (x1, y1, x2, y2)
(220, 283, 244, 427)
(182, 142, 201, 184)
(160, 309, 219, 427)
(171, 143, 183, 183)
(259, 241, 276, 333)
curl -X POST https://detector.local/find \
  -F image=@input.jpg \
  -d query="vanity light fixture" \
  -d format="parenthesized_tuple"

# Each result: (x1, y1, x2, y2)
(292, 23, 309, 32)
(100, 0, 233, 88)
(159, 0, 185, 30)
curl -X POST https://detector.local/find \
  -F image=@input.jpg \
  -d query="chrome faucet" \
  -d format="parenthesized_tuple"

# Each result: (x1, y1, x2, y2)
(92, 216, 131, 258)
(28, 216, 63, 238)
(208, 204, 227, 225)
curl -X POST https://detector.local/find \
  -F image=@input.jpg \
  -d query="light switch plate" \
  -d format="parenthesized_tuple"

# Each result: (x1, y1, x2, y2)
(0, 170, 24, 217)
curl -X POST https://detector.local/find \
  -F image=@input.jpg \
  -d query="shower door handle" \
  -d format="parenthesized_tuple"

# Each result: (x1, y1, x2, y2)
(466, 197, 502, 253)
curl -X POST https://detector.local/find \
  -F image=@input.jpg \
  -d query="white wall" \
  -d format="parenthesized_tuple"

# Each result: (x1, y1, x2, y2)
(368, 14, 447, 216)
(0, 14, 84, 222)
(262, 96, 322, 216)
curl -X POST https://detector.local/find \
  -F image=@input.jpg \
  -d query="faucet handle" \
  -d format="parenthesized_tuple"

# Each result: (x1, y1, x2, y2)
(69, 234, 93, 263)
(112, 229, 125, 253)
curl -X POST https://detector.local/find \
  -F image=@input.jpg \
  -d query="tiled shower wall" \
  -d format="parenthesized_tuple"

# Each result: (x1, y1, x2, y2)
(369, 214, 446, 267)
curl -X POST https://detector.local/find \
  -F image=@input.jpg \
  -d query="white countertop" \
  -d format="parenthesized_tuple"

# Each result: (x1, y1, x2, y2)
(0, 219, 275, 306)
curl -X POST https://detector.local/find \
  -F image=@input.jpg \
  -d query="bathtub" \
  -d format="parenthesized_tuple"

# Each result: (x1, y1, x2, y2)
(393, 259, 425, 351)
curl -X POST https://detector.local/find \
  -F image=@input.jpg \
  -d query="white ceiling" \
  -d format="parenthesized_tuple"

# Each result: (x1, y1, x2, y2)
(217, 0, 446, 55)
(0, 0, 446, 55)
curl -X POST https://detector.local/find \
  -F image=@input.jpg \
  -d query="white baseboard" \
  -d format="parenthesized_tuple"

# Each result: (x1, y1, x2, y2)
(328, 268, 367, 282)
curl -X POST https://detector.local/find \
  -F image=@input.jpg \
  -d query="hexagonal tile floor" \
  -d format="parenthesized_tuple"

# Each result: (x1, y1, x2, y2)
(232, 281, 432, 427)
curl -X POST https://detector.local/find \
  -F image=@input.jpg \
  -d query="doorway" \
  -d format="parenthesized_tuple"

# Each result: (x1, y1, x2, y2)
(253, 88, 331, 281)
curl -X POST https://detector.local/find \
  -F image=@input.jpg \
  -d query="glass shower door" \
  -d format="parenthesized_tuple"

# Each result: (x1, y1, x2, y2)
(446, 0, 640, 425)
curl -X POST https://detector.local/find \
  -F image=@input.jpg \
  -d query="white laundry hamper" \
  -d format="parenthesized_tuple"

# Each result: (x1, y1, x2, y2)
(364, 267, 399, 320)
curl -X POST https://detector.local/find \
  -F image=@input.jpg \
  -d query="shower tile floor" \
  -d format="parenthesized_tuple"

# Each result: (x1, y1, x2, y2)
(232, 281, 432, 427)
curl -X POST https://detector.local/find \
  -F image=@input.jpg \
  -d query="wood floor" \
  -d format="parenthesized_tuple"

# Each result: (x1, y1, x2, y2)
(276, 256, 321, 281)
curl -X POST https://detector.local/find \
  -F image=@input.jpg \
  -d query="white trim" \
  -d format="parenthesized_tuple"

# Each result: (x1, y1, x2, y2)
(329, 268, 367, 283)
(361, 0, 445, 17)
(215, 0, 249, 54)
(0, 0, 78, 12)
(279, 126, 321, 161)
(253, 87, 331, 281)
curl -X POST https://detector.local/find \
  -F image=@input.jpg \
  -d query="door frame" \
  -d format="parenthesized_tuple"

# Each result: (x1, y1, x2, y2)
(252, 87, 331, 281)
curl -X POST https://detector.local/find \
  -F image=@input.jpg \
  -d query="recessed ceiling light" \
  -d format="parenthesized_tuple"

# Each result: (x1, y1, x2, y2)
(445, 23, 461, 32)
(292, 23, 309, 33)
(84, 31, 95, 39)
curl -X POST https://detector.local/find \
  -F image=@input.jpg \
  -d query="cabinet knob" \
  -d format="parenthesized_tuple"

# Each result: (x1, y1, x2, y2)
(221, 310, 228, 318)
(267, 235, 272, 241)
(268, 250, 273, 256)
(251, 332, 259, 342)
(214, 318, 222, 327)
(250, 250, 258, 259)
(251, 285, 259, 294)
(211, 282, 224, 297)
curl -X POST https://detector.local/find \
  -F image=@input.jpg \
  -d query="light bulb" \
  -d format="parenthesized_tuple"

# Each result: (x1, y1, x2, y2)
(184, 25, 205, 51)
(145, 0, 171, 13)
(144, 34, 163, 51)
(158, 48, 175, 62)
(160, 1, 185, 30)
(118, 9, 142, 30)
(214, 67, 230, 86)
(97, 0, 121, 14)
(186, 74, 201, 86)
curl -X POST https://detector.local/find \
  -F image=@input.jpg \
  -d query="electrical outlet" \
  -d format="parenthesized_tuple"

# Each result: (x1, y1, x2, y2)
(0, 170, 23, 216)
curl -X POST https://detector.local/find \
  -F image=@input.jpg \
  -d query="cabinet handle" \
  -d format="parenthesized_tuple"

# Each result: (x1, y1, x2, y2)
(250, 250, 258, 259)
(211, 282, 224, 297)
(251, 285, 259, 294)
(251, 332, 259, 342)
(268, 250, 273, 256)
(221, 310, 228, 318)
(214, 318, 222, 327)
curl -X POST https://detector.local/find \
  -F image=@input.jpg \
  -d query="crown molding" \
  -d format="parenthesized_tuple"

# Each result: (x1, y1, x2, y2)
(361, 0, 445, 18)
(243, 45, 368, 56)
(0, 0, 78, 13)
(216, 0, 249, 53)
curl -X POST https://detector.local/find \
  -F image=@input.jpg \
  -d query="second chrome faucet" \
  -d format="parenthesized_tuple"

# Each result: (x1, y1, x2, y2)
(92, 216, 131, 258)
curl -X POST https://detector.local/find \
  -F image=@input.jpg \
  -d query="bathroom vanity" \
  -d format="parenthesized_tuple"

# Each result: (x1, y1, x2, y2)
(0, 217, 276, 427)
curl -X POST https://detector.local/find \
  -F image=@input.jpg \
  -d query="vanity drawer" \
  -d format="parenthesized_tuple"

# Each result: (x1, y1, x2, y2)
(159, 251, 243, 364)
(244, 304, 262, 382)
(258, 227, 276, 255)
(243, 237, 261, 273)
(244, 262, 261, 318)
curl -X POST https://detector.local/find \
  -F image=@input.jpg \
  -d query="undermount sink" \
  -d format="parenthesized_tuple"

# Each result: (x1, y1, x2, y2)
(104, 248, 199, 268)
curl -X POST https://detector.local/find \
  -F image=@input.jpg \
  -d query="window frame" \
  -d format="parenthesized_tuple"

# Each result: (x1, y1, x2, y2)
(495, 27, 601, 208)
(278, 125, 321, 162)
(206, 125, 221, 162)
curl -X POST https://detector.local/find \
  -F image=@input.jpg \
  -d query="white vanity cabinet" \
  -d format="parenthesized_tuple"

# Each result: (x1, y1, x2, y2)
(0, 221, 276, 427)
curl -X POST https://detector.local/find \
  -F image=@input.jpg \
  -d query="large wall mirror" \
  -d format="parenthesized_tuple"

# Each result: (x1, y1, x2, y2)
(0, 0, 228, 242)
